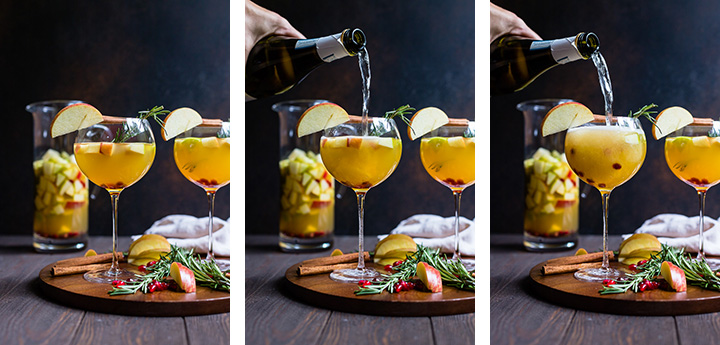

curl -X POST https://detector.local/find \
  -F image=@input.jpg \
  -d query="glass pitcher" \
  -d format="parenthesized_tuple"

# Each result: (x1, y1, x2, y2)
(274, 100, 335, 252)
(27, 100, 89, 252)
(518, 99, 579, 251)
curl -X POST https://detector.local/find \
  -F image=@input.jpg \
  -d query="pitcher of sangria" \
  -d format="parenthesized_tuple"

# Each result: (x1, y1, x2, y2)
(518, 99, 579, 251)
(27, 100, 89, 252)
(274, 100, 335, 252)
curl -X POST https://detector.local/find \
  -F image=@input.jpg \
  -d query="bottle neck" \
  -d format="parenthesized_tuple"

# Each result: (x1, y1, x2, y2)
(294, 28, 366, 63)
(530, 35, 584, 64)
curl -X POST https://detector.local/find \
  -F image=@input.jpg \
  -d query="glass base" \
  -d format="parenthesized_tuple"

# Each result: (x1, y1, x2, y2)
(329, 267, 380, 283)
(279, 232, 333, 252)
(84, 268, 136, 284)
(33, 233, 87, 253)
(574, 267, 624, 282)
(458, 258, 475, 272)
(523, 232, 578, 252)
(210, 258, 231, 271)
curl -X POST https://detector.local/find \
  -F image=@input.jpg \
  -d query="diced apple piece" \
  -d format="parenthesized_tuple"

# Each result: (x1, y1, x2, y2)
(305, 180, 321, 196)
(201, 137, 220, 148)
(652, 106, 693, 140)
(447, 136, 466, 148)
(326, 137, 347, 148)
(297, 203, 311, 214)
(170, 262, 196, 293)
(100, 142, 114, 156)
(377, 137, 394, 148)
(692, 136, 711, 147)
(127, 143, 146, 154)
(348, 137, 362, 149)
(407, 107, 450, 141)
(416, 262, 443, 292)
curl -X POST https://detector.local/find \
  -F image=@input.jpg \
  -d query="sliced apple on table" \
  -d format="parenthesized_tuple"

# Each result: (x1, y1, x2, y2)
(50, 103, 104, 138)
(296, 102, 350, 138)
(128, 234, 171, 264)
(661, 261, 687, 292)
(170, 262, 196, 293)
(574, 248, 588, 256)
(541, 102, 595, 137)
(416, 262, 443, 293)
(407, 107, 449, 141)
(161, 107, 203, 141)
(330, 249, 343, 256)
(84, 249, 97, 257)
(652, 106, 693, 140)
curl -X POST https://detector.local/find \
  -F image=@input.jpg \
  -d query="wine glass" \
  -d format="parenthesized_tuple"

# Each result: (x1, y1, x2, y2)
(420, 121, 475, 270)
(320, 117, 402, 283)
(564, 117, 646, 282)
(173, 122, 230, 269)
(664, 121, 720, 268)
(74, 118, 156, 283)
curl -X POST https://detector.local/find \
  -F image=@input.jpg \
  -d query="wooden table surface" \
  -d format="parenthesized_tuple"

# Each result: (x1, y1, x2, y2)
(491, 234, 720, 345)
(245, 235, 475, 345)
(0, 236, 229, 345)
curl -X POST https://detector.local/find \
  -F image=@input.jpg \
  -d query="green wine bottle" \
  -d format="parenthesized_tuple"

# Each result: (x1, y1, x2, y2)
(490, 32, 599, 95)
(246, 28, 366, 101)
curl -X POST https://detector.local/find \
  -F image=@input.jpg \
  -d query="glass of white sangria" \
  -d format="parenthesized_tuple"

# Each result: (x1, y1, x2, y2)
(74, 117, 156, 283)
(320, 116, 402, 283)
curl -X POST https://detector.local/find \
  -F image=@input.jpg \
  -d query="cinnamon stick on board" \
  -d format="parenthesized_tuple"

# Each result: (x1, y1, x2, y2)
(53, 252, 124, 267)
(299, 252, 370, 267)
(544, 251, 614, 266)
(52, 263, 112, 277)
(298, 263, 358, 276)
(542, 262, 603, 275)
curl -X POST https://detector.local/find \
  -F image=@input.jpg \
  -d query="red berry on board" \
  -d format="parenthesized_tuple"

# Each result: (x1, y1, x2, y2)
(637, 260, 648, 266)
(628, 264, 637, 272)
(384, 265, 393, 272)
(138, 265, 146, 273)
(393, 260, 404, 267)
(394, 283, 403, 292)
(147, 261, 157, 267)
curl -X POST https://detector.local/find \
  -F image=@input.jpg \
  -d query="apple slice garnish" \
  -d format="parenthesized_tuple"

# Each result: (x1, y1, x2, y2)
(416, 262, 443, 292)
(661, 261, 687, 292)
(541, 102, 595, 137)
(407, 107, 449, 141)
(652, 106, 693, 140)
(170, 262, 197, 293)
(161, 107, 203, 141)
(50, 103, 104, 138)
(296, 102, 350, 138)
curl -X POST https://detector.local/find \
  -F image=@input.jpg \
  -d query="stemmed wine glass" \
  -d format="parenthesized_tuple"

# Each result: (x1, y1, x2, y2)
(74, 118, 156, 283)
(664, 121, 720, 268)
(419, 120, 475, 270)
(320, 117, 402, 283)
(173, 122, 231, 269)
(564, 117, 646, 282)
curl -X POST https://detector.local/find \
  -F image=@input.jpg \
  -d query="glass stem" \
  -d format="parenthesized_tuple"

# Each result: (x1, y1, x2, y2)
(453, 190, 463, 260)
(356, 191, 366, 270)
(600, 190, 611, 270)
(206, 190, 217, 261)
(109, 191, 121, 274)
(698, 189, 707, 260)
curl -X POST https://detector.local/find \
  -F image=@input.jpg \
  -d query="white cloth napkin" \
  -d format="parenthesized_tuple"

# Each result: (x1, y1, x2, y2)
(132, 215, 230, 257)
(379, 214, 475, 256)
(625, 213, 720, 255)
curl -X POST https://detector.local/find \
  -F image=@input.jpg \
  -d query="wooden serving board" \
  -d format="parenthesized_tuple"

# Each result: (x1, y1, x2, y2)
(284, 262, 474, 316)
(38, 262, 229, 316)
(529, 260, 720, 315)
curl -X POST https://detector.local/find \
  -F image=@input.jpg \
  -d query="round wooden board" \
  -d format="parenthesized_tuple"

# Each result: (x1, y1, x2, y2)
(529, 260, 720, 315)
(38, 263, 229, 316)
(284, 262, 474, 316)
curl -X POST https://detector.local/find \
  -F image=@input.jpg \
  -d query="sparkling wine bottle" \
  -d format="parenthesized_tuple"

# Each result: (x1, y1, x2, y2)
(246, 28, 366, 100)
(491, 32, 599, 95)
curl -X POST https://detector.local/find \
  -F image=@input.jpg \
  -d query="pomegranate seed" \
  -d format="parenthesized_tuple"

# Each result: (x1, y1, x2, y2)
(147, 261, 157, 267)
(637, 260, 648, 266)
(602, 279, 616, 286)
(406, 281, 415, 290)
(394, 283, 403, 292)
(393, 260, 404, 267)
(148, 284, 157, 293)
(358, 280, 371, 288)
(111, 280, 125, 287)
(628, 264, 637, 272)
(384, 265, 393, 271)
(138, 265, 146, 273)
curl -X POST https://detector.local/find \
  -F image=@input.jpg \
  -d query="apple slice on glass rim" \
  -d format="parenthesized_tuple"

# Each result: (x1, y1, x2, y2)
(296, 102, 350, 138)
(161, 107, 204, 141)
(407, 107, 449, 141)
(651, 106, 695, 140)
(540, 101, 595, 137)
(50, 103, 104, 138)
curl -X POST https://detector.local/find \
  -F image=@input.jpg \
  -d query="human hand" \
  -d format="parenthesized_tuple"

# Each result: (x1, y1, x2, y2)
(490, 3, 541, 42)
(245, 0, 305, 61)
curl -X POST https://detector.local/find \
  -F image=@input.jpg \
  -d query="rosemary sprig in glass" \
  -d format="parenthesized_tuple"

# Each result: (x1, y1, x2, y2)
(355, 244, 474, 295)
(112, 105, 169, 143)
(600, 244, 720, 294)
(627, 103, 658, 129)
(109, 245, 230, 295)
(368, 105, 415, 137)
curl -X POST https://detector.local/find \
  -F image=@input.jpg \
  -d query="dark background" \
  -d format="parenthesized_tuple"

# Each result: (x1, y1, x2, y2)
(0, 1, 229, 237)
(491, 1, 720, 236)
(245, 1, 476, 237)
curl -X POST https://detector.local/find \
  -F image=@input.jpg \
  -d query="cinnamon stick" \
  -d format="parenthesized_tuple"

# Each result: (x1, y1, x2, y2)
(100, 115, 127, 124)
(197, 119, 224, 127)
(298, 263, 357, 276)
(542, 262, 603, 275)
(544, 251, 614, 266)
(299, 252, 370, 267)
(51, 263, 112, 277)
(53, 252, 124, 267)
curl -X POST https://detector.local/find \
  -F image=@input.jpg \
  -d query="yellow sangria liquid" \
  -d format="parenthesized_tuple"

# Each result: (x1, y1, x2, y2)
(320, 136, 402, 192)
(74, 142, 156, 191)
(665, 136, 720, 190)
(420, 136, 475, 191)
(174, 137, 230, 191)
(565, 126, 646, 191)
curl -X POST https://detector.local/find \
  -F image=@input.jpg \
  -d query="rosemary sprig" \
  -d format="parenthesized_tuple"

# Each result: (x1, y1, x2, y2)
(109, 245, 230, 295)
(627, 103, 658, 130)
(355, 245, 474, 295)
(600, 244, 720, 294)
(112, 105, 169, 143)
(368, 105, 415, 137)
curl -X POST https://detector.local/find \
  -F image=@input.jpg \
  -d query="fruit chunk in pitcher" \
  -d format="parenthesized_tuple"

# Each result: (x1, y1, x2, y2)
(523, 148, 579, 238)
(279, 148, 334, 239)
